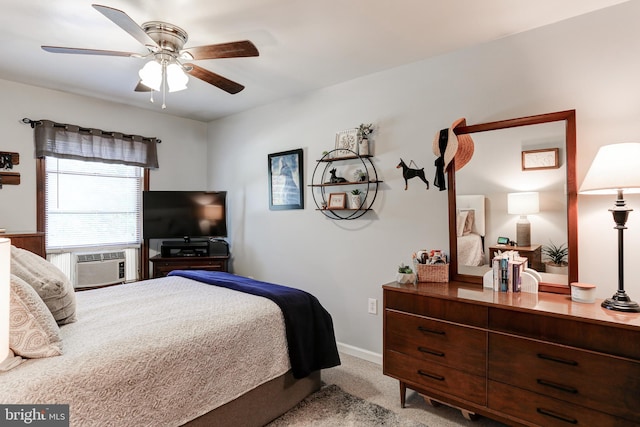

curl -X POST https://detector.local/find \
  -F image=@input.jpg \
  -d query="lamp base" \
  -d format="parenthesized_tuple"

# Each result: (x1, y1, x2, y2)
(601, 290, 640, 312)
(516, 217, 531, 247)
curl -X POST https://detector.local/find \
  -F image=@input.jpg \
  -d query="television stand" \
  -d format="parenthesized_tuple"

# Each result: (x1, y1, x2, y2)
(150, 254, 229, 278)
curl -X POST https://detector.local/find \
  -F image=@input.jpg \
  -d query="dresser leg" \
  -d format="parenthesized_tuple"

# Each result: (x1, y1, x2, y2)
(399, 381, 406, 408)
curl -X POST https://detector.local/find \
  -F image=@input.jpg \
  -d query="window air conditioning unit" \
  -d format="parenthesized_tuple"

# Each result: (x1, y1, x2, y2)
(74, 251, 126, 288)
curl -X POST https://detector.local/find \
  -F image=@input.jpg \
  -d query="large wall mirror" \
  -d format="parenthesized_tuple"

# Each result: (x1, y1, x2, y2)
(448, 110, 577, 292)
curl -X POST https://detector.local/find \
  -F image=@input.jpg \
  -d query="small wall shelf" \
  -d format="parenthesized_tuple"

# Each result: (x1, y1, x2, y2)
(0, 151, 20, 187)
(310, 149, 382, 220)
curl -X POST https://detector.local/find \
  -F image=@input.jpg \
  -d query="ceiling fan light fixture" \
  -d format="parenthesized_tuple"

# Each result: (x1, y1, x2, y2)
(138, 60, 162, 91)
(166, 63, 188, 92)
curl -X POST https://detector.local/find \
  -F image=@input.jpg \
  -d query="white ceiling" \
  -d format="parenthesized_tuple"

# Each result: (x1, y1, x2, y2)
(0, 0, 628, 122)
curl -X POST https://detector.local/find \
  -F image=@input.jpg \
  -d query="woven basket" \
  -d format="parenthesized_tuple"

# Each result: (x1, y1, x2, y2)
(416, 263, 449, 283)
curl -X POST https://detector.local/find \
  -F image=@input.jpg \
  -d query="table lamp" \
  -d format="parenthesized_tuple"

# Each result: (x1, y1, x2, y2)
(507, 192, 539, 247)
(579, 142, 640, 312)
(0, 238, 10, 364)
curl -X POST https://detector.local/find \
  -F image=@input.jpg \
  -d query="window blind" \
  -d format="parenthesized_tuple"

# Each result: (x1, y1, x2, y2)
(45, 157, 142, 249)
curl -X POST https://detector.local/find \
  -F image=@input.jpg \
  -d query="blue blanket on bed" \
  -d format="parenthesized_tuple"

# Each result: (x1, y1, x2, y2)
(168, 270, 341, 379)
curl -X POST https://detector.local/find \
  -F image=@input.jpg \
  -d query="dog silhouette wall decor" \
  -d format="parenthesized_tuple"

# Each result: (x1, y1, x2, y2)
(397, 159, 429, 190)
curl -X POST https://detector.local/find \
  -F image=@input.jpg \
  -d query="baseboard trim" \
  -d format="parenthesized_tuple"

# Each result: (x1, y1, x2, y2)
(336, 342, 382, 365)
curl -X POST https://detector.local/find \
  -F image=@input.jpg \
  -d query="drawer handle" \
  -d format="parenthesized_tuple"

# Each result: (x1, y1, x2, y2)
(417, 370, 445, 381)
(536, 408, 578, 424)
(417, 326, 445, 335)
(418, 347, 445, 357)
(537, 353, 578, 366)
(537, 379, 578, 394)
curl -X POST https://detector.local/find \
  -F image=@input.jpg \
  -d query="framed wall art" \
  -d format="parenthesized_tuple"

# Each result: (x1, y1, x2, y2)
(268, 148, 304, 210)
(521, 148, 560, 171)
(335, 128, 358, 157)
(327, 192, 346, 209)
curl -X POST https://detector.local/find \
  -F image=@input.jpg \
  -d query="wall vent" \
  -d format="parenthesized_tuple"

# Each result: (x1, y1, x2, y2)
(74, 251, 126, 288)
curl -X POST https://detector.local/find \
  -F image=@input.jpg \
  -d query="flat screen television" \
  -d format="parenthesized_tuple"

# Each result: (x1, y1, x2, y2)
(142, 191, 227, 240)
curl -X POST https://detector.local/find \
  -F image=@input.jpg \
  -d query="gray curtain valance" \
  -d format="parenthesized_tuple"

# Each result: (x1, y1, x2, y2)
(32, 119, 159, 169)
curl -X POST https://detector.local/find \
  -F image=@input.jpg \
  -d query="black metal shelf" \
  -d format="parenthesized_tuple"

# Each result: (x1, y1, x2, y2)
(311, 149, 380, 220)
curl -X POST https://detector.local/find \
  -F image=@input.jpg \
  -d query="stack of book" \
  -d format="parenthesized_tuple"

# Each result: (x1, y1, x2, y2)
(492, 250, 528, 293)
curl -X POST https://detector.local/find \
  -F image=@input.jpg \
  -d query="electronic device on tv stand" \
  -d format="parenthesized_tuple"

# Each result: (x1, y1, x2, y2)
(161, 237, 209, 257)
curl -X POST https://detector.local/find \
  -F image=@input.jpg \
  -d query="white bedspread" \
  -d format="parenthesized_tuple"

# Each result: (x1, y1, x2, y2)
(458, 233, 485, 266)
(0, 276, 290, 426)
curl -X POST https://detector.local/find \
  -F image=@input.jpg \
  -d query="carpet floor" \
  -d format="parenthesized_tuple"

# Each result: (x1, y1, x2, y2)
(267, 384, 428, 427)
(308, 352, 508, 427)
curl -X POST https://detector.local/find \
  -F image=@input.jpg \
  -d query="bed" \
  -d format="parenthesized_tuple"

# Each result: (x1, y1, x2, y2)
(455, 195, 486, 267)
(2, 244, 340, 427)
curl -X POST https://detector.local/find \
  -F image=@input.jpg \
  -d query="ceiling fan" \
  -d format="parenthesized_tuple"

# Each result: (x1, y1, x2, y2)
(42, 4, 259, 107)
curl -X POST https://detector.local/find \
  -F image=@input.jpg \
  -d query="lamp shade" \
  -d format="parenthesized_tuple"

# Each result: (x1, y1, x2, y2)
(579, 142, 640, 195)
(166, 63, 188, 92)
(0, 238, 10, 363)
(139, 60, 162, 91)
(507, 192, 540, 215)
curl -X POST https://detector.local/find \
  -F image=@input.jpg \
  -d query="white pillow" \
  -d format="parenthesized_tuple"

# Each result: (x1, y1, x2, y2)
(9, 274, 63, 359)
(10, 245, 77, 325)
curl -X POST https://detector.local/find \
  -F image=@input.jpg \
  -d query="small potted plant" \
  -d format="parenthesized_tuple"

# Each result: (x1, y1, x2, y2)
(349, 189, 363, 209)
(396, 263, 416, 284)
(353, 168, 367, 182)
(357, 123, 373, 156)
(542, 241, 569, 274)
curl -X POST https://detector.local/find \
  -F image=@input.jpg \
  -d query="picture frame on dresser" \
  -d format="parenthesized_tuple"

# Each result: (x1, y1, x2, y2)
(268, 148, 304, 211)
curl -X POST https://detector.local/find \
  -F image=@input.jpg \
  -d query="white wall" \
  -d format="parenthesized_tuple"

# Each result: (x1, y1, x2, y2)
(207, 1, 640, 358)
(0, 79, 209, 233)
(3, 2, 639, 360)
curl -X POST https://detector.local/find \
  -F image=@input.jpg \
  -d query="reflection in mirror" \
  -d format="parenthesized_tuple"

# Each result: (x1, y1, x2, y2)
(448, 111, 577, 291)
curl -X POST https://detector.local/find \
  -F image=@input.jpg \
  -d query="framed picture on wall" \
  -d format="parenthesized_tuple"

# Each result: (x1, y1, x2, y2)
(268, 148, 304, 210)
(522, 148, 560, 170)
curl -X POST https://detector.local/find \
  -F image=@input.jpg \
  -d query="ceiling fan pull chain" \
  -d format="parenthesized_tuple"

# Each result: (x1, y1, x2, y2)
(162, 61, 167, 109)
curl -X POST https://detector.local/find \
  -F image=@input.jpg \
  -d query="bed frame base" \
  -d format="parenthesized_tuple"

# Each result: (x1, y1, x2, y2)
(183, 370, 321, 427)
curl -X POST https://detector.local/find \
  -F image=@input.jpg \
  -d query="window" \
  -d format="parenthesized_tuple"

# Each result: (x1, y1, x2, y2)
(44, 157, 144, 249)
(37, 157, 149, 284)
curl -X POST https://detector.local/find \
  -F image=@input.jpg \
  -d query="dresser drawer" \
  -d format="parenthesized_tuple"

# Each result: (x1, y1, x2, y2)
(385, 349, 486, 405)
(489, 380, 636, 427)
(489, 333, 640, 422)
(386, 310, 486, 376)
(489, 307, 640, 360)
(384, 289, 487, 328)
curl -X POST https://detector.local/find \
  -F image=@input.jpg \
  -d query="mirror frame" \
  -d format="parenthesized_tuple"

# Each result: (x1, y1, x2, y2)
(448, 110, 577, 292)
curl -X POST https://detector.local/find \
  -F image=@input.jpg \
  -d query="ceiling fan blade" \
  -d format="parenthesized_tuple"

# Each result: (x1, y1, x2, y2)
(185, 64, 245, 94)
(134, 81, 152, 92)
(92, 4, 158, 48)
(42, 46, 140, 57)
(183, 40, 259, 60)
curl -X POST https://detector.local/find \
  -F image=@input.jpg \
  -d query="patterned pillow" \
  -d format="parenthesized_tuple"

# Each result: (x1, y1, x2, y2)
(10, 245, 77, 325)
(456, 210, 468, 237)
(9, 274, 63, 359)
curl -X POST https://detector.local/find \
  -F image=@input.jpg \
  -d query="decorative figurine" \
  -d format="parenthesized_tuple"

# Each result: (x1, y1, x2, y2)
(397, 158, 429, 190)
(328, 168, 348, 183)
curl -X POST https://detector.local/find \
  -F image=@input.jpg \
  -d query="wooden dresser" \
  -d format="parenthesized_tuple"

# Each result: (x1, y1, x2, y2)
(2, 231, 45, 258)
(383, 281, 640, 426)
